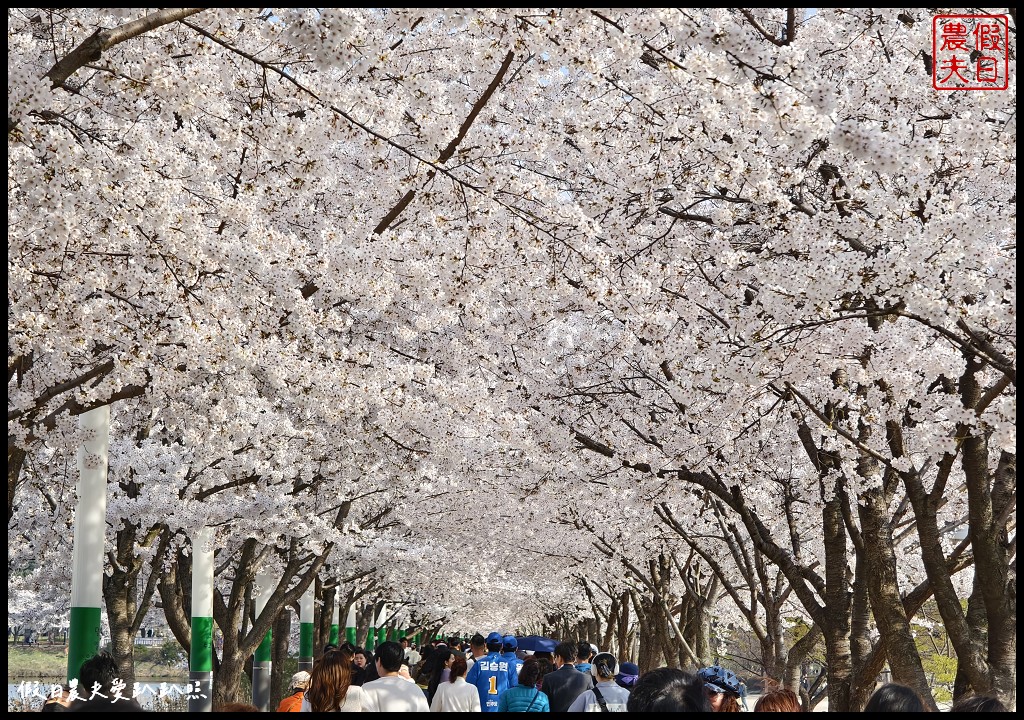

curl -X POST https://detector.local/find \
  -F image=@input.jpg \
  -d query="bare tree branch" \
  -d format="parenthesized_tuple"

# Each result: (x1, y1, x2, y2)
(739, 9, 786, 47)
(375, 49, 515, 234)
(47, 9, 206, 88)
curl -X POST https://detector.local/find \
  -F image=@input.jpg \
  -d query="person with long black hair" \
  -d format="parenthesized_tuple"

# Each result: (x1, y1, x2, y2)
(426, 647, 454, 705)
(431, 655, 482, 712)
(863, 683, 927, 712)
(627, 668, 711, 713)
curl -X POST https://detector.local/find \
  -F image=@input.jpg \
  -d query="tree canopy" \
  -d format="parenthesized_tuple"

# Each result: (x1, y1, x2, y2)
(8, 7, 1016, 710)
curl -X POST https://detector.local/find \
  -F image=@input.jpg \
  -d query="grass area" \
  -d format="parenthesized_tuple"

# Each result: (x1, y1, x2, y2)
(7, 642, 187, 680)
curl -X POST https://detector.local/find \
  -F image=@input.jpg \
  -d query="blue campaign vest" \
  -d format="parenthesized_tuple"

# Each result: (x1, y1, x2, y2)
(467, 651, 514, 712)
(501, 651, 523, 684)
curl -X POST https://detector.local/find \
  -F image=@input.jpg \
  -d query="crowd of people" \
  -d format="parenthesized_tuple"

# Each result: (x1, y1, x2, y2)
(44, 636, 1010, 712)
(272, 633, 1010, 713)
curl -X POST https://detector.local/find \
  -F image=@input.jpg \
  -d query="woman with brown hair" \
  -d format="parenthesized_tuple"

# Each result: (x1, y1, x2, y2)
(498, 656, 550, 712)
(754, 688, 803, 712)
(535, 655, 554, 690)
(301, 648, 366, 712)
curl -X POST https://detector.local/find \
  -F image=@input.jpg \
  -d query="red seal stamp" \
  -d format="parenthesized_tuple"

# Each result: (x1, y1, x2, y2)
(932, 15, 1010, 90)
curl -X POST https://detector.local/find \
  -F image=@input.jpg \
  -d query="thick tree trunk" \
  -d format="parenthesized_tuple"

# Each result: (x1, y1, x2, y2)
(157, 550, 193, 657)
(316, 580, 335, 654)
(270, 610, 291, 710)
(615, 592, 630, 661)
(105, 587, 137, 689)
(761, 597, 786, 681)
(903, 452, 991, 696)
(357, 604, 375, 648)
(103, 522, 168, 692)
(692, 592, 713, 666)
(847, 559, 876, 711)
(938, 356, 1017, 707)
(785, 624, 820, 694)
(954, 578, 989, 700)
(600, 595, 617, 654)
(631, 591, 659, 673)
(655, 605, 678, 669)
(821, 497, 853, 712)
(964, 437, 1016, 706)
(651, 555, 682, 669)
(858, 487, 936, 709)
(207, 538, 303, 704)
(214, 647, 247, 706)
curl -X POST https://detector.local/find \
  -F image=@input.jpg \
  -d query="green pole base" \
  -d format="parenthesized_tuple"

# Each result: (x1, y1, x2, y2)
(189, 617, 214, 673)
(67, 606, 102, 683)
(299, 623, 314, 659)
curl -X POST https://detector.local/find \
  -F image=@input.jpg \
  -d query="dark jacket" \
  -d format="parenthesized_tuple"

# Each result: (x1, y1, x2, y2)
(540, 664, 593, 713)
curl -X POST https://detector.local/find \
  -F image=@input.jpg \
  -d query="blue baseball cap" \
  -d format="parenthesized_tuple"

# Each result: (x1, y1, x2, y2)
(486, 631, 503, 645)
(502, 635, 518, 649)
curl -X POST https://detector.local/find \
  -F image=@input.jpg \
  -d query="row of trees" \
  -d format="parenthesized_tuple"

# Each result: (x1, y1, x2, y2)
(8, 7, 1015, 710)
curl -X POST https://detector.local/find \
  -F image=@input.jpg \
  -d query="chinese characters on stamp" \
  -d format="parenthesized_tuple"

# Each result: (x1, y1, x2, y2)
(932, 15, 1009, 90)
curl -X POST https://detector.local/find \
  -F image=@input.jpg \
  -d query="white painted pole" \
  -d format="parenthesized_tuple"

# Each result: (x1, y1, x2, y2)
(298, 586, 314, 670)
(67, 406, 109, 682)
(345, 605, 357, 645)
(376, 604, 389, 646)
(329, 601, 340, 646)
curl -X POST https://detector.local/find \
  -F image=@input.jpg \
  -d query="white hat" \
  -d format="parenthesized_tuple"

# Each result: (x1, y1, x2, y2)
(290, 670, 311, 689)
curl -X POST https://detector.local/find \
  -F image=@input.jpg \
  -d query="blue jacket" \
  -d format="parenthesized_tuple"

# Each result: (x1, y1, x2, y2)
(502, 651, 524, 679)
(466, 651, 517, 712)
(498, 685, 550, 712)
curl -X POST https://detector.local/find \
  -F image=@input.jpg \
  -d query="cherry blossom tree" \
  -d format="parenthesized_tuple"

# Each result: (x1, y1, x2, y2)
(8, 7, 1015, 711)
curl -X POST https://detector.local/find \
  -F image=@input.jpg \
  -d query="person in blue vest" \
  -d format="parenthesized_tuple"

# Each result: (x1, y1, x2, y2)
(501, 636, 524, 680)
(465, 631, 517, 712)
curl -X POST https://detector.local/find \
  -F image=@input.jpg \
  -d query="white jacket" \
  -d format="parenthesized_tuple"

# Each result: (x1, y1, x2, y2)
(361, 675, 430, 713)
(430, 677, 482, 713)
